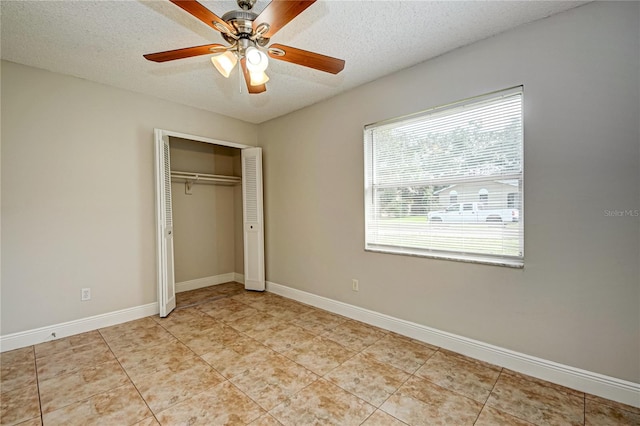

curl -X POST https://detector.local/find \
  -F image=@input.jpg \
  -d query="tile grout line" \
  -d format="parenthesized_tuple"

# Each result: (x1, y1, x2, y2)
(180, 287, 551, 425)
(230, 294, 391, 424)
(263, 375, 322, 422)
(97, 328, 161, 425)
(264, 284, 616, 419)
(175, 294, 399, 425)
(224, 309, 324, 419)
(244, 297, 443, 425)
(328, 332, 417, 423)
(13, 285, 632, 425)
(369, 371, 414, 425)
(225, 379, 270, 424)
(34, 335, 133, 421)
(369, 347, 440, 425)
(479, 369, 550, 426)
(175, 294, 232, 311)
(32, 345, 45, 426)
(160, 295, 311, 422)
(149, 307, 254, 422)
(208, 293, 354, 378)
(387, 347, 514, 425)
(472, 366, 504, 425)
(161, 285, 624, 425)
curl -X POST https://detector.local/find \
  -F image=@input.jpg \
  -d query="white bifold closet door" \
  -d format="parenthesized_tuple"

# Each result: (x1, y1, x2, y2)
(154, 131, 176, 317)
(154, 130, 265, 317)
(242, 147, 265, 291)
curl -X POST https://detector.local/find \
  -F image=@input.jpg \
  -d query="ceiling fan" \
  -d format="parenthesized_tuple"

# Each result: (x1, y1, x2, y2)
(143, 0, 345, 94)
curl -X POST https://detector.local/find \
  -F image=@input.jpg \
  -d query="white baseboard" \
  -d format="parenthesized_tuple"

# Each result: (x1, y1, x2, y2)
(4, 280, 636, 407)
(2, 274, 246, 353)
(266, 281, 640, 408)
(176, 273, 237, 293)
(0, 302, 158, 353)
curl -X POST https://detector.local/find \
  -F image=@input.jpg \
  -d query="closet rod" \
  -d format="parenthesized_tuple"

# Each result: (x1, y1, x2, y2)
(170, 170, 241, 185)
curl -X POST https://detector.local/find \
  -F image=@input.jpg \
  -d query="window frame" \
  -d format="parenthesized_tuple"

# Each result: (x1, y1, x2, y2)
(363, 86, 524, 268)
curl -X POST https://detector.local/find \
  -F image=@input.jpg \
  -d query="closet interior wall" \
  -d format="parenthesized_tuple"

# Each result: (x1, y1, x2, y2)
(169, 137, 244, 289)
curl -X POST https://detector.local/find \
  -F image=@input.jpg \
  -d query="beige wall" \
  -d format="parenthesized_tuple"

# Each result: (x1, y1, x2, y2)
(258, 2, 640, 382)
(169, 139, 242, 283)
(1, 61, 257, 334)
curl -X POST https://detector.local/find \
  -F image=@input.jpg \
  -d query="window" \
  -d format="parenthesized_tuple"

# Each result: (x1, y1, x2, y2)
(364, 87, 524, 267)
(507, 193, 520, 209)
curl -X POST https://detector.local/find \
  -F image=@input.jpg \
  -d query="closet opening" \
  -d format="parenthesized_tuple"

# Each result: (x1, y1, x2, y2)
(170, 138, 244, 303)
(154, 129, 264, 317)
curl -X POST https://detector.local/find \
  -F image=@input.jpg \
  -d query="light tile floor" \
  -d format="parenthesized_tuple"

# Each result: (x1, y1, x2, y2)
(1, 282, 639, 425)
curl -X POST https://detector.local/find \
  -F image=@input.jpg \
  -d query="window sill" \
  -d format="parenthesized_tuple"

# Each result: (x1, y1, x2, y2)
(365, 246, 524, 269)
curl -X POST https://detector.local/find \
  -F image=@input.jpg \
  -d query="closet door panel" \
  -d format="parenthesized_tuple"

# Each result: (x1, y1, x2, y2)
(155, 131, 176, 316)
(242, 147, 265, 291)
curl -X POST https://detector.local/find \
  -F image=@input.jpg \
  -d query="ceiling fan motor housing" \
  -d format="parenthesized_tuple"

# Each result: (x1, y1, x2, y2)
(221, 10, 269, 48)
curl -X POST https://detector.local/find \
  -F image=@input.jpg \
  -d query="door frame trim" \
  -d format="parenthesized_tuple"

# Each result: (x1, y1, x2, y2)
(157, 129, 252, 150)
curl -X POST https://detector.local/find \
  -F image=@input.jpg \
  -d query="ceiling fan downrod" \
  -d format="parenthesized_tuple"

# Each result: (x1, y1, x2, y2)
(237, 0, 257, 11)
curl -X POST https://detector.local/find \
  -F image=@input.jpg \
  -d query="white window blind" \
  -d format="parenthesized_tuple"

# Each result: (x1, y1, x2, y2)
(364, 87, 524, 267)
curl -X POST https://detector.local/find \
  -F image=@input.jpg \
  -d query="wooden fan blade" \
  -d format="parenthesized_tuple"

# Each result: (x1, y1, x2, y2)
(268, 44, 345, 74)
(253, 0, 316, 38)
(169, 0, 233, 33)
(143, 44, 225, 62)
(240, 58, 267, 94)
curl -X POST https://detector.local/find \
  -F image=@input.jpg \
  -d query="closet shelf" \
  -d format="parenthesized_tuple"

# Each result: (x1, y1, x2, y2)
(171, 171, 241, 186)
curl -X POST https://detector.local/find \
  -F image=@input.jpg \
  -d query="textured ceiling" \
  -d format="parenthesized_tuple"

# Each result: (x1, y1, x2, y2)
(1, 0, 588, 124)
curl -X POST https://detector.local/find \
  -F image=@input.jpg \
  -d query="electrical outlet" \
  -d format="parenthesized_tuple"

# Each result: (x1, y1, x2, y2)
(81, 288, 91, 301)
(352, 279, 359, 292)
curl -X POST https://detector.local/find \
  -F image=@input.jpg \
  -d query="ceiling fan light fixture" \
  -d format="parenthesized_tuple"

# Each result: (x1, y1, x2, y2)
(249, 70, 269, 86)
(143, 0, 346, 94)
(245, 46, 268, 72)
(211, 51, 237, 78)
